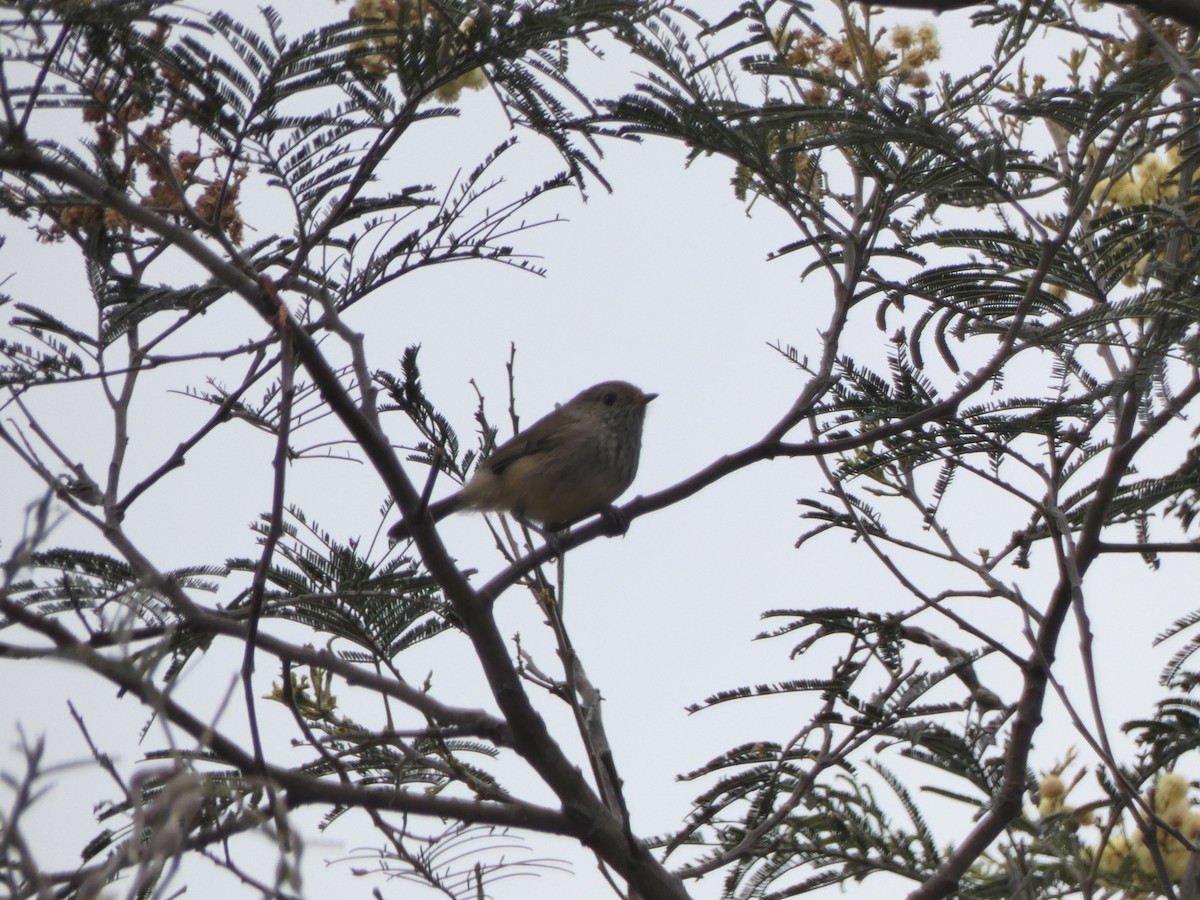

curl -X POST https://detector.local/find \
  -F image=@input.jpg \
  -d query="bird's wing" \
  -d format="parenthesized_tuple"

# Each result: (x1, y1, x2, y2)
(483, 412, 560, 474)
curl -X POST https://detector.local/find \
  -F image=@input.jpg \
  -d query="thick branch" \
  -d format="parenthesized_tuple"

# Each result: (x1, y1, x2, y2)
(856, 0, 1200, 29)
(1098, 541, 1200, 553)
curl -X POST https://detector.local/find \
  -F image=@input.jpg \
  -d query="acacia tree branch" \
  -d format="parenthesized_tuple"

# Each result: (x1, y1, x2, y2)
(0, 128, 694, 900)
(0, 52, 1088, 899)
(240, 279, 294, 784)
(679, 649, 933, 880)
(910, 370, 1200, 899)
(115, 346, 273, 514)
(0, 510, 511, 746)
(540, 594, 633, 834)
(1097, 541, 1200, 552)
(479, 246, 1070, 606)
(0, 590, 573, 836)
(854, 0, 1200, 29)
(277, 660, 507, 898)
(0, 734, 52, 899)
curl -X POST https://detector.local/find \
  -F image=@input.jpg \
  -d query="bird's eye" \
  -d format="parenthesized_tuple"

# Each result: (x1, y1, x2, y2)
(602, 391, 617, 406)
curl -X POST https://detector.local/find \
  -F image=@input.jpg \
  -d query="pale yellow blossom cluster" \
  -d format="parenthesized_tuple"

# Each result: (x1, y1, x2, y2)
(889, 23, 940, 87)
(1037, 772, 1069, 815)
(1090, 147, 1183, 286)
(350, 0, 400, 77)
(1092, 147, 1181, 209)
(345, 0, 487, 101)
(1095, 772, 1200, 890)
(1035, 756, 1092, 824)
(268, 667, 339, 724)
(752, 17, 939, 201)
(1036, 764, 1200, 893)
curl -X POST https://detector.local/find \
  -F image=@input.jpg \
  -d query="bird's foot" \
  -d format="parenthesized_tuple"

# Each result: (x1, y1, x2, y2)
(598, 505, 629, 537)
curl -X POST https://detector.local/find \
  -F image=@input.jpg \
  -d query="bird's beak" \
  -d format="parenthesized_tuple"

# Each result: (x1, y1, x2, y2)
(640, 392, 658, 406)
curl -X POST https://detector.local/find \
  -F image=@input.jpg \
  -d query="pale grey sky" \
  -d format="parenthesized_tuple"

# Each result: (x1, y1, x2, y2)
(3, 3, 1196, 899)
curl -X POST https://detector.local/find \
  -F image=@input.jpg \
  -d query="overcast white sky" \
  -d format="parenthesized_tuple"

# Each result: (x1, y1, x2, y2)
(3, 3, 1198, 899)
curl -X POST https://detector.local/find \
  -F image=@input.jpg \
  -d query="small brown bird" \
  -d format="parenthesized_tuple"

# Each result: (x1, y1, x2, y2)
(388, 380, 656, 543)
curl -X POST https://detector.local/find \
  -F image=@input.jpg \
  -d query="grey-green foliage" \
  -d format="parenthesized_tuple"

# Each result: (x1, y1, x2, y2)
(592, 1, 1200, 897)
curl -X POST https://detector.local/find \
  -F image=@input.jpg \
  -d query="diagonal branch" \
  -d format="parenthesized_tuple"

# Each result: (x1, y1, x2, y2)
(855, 0, 1200, 30)
(0, 590, 572, 835)
(909, 371, 1200, 899)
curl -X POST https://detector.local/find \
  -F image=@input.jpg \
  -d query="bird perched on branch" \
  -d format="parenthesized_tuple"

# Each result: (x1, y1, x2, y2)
(388, 380, 656, 544)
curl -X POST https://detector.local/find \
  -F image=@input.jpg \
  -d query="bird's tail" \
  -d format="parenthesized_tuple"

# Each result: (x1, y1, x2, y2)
(387, 494, 461, 545)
